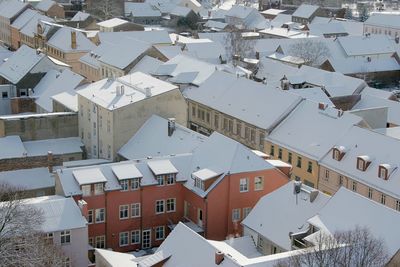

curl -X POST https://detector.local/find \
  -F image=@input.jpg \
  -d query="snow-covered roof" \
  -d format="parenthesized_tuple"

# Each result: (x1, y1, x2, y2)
(76, 72, 178, 110)
(129, 55, 163, 75)
(124, 2, 162, 17)
(47, 27, 96, 52)
(0, 167, 54, 190)
(0, 45, 45, 84)
(11, 8, 39, 30)
(111, 163, 143, 180)
(71, 11, 90, 21)
(153, 45, 182, 60)
(36, 0, 56, 12)
(183, 41, 227, 64)
(118, 114, 206, 160)
(23, 137, 83, 156)
(307, 187, 400, 257)
(309, 22, 348, 37)
(170, 6, 191, 17)
(226, 5, 255, 19)
(353, 94, 400, 126)
(32, 69, 83, 112)
(95, 249, 137, 267)
(19, 14, 54, 38)
(266, 99, 363, 160)
(259, 27, 312, 39)
(242, 181, 330, 250)
(203, 20, 228, 31)
(192, 168, 220, 181)
(51, 91, 78, 112)
(261, 8, 286, 16)
(365, 13, 400, 29)
(72, 168, 108, 185)
(288, 88, 334, 107)
(320, 125, 400, 199)
(24, 195, 87, 232)
(360, 87, 395, 99)
(0, 0, 28, 19)
(185, 71, 302, 130)
(147, 159, 178, 175)
(98, 30, 172, 45)
(292, 4, 319, 19)
(0, 136, 26, 159)
(337, 35, 396, 56)
(97, 18, 129, 28)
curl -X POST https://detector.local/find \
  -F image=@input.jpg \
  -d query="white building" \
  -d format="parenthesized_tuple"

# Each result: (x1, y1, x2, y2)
(364, 13, 400, 39)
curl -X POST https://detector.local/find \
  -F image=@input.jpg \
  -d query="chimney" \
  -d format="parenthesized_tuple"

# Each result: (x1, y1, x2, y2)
(116, 85, 121, 96)
(337, 109, 344, 117)
(71, 31, 77, 49)
(255, 51, 260, 59)
(309, 190, 319, 203)
(395, 35, 399, 44)
(47, 151, 53, 173)
(78, 199, 88, 218)
(145, 87, 152, 98)
(215, 251, 224, 265)
(120, 85, 125, 95)
(293, 179, 302, 194)
(168, 118, 176, 136)
(318, 102, 328, 110)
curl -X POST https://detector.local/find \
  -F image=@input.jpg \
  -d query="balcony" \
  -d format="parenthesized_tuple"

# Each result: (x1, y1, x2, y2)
(167, 217, 204, 234)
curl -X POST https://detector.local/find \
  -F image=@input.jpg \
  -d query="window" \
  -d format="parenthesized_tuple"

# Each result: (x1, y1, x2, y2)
(194, 177, 204, 190)
(307, 162, 313, 173)
(131, 203, 141, 218)
(95, 208, 105, 223)
(95, 236, 105, 248)
(206, 112, 210, 123)
(288, 152, 292, 164)
(357, 158, 366, 171)
(368, 188, 373, 199)
(259, 133, 265, 146)
(130, 178, 140, 190)
(119, 205, 129, 219)
(243, 207, 252, 218)
(94, 183, 104, 195)
(214, 114, 219, 129)
(45, 232, 53, 242)
(120, 180, 129, 191)
(324, 170, 329, 180)
(333, 149, 340, 161)
(119, 232, 129, 247)
(166, 198, 176, 212)
(381, 194, 386, 205)
(155, 200, 165, 214)
(228, 120, 233, 133)
(352, 181, 357, 192)
(239, 178, 249, 192)
(338, 175, 344, 186)
(297, 156, 302, 168)
(131, 230, 140, 244)
(82, 185, 91, 196)
(93, 122, 96, 136)
(88, 237, 94, 247)
(223, 118, 228, 130)
(232, 208, 240, 222)
(155, 226, 165, 240)
(396, 200, 400, 212)
(157, 175, 164, 186)
(250, 129, 255, 142)
(61, 230, 71, 244)
(192, 106, 196, 117)
(270, 145, 275, 156)
(166, 174, 175, 185)
(254, 176, 264, 191)
(2, 91, 8, 98)
(378, 166, 388, 180)
(88, 209, 93, 224)
(107, 120, 111, 132)
(278, 148, 282, 159)
(62, 257, 70, 267)
(236, 122, 242, 136)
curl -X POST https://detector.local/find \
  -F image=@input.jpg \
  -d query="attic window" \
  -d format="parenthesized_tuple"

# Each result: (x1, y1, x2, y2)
(357, 156, 371, 172)
(378, 164, 391, 180)
(332, 146, 346, 161)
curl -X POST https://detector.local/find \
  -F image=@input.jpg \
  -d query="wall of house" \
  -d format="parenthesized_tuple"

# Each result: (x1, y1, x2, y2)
(0, 17, 12, 47)
(46, 4, 65, 19)
(0, 112, 78, 140)
(264, 141, 319, 188)
(364, 24, 400, 38)
(10, 26, 22, 50)
(79, 61, 100, 82)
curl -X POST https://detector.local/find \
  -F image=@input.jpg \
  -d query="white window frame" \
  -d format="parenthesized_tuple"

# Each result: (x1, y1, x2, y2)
(254, 176, 264, 191)
(155, 226, 165, 241)
(119, 205, 129, 220)
(95, 235, 105, 248)
(131, 178, 140, 190)
(94, 183, 104, 195)
(243, 207, 252, 218)
(119, 232, 129, 247)
(155, 200, 165, 214)
(120, 180, 129, 191)
(166, 174, 175, 185)
(239, 178, 249, 192)
(232, 208, 240, 222)
(156, 175, 165, 186)
(82, 184, 91, 197)
(61, 230, 71, 244)
(131, 230, 141, 244)
(88, 209, 93, 224)
(131, 203, 141, 218)
(166, 198, 176, 213)
(95, 208, 105, 223)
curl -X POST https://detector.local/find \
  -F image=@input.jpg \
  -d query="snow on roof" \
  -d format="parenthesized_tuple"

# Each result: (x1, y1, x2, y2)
(153, 45, 182, 60)
(320, 125, 400, 198)
(170, 6, 191, 17)
(288, 87, 334, 107)
(98, 30, 172, 45)
(47, 27, 96, 52)
(365, 13, 400, 28)
(185, 71, 302, 130)
(242, 181, 330, 250)
(360, 87, 395, 99)
(226, 4, 255, 19)
(309, 22, 348, 36)
(32, 69, 83, 112)
(353, 94, 400, 125)
(0, 167, 54, 190)
(203, 20, 228, 30)
(0, 45, 45, 84)
(24, 195, 87, 232)
(19, 14, 54, 38)
(51, 91, 78, 112)
(118, 114, 206, 160)
(337, 35, 396, 56)
(261, 8, 286, 15)
(192, 168, 220, 181)
(153, 54, 216, 86)
(0, 0, 28, 19)
(124, 2, 162, 17)
(266, 99, 363, 160)
(73, 168, 108, 185)
(71, 11, 90, 21)
(271, 13, 292, 27)
(95, 249, 137, 267)
(259, 27, 310, 38)
(63, 158, 111, 168)
(0, 111, 74, 120)
(147, 159, 178, 175)
(111, 163, 143, 180)
(374, 126, 400, 140)
(97, 18, 129, 28)
(265, 159, 292, 168)
(11, 9, 38, 30)
(23, 137, 83, 156)
(129, 55, 163, 75)
(77, 72, 178, 110)
(36, 0, 56, 12)
(292, 4, 319, 18)
(183, 41, 227, 64)
(307, 187, 400, 257)
(0, 135, 26, 159)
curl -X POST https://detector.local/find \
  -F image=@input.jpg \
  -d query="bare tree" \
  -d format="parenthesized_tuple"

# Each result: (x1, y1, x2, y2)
(87, 0, 122, 20)
(0, 183, 65, 266)
(277, 226, 389, 267)
(288, 39, 330, 67)
(224, 29, 256, 64)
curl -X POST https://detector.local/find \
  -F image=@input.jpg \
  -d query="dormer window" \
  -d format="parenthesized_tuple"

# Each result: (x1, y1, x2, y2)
(332, 146, 346, 161)
(357, 156, 371, 172)
(157, 175, 165, 186)
(94, 183, 104, 195)
(378, 164, 391, 180)
(166, 174, 175, 185)
(82, 184, 91, 196)
(194, 177, 205, 190)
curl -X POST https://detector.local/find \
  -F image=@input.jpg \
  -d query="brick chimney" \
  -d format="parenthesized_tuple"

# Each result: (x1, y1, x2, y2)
(47, 151, 53, 173)
(215, 251, 224, 265)
(71, 31, 77, 49)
